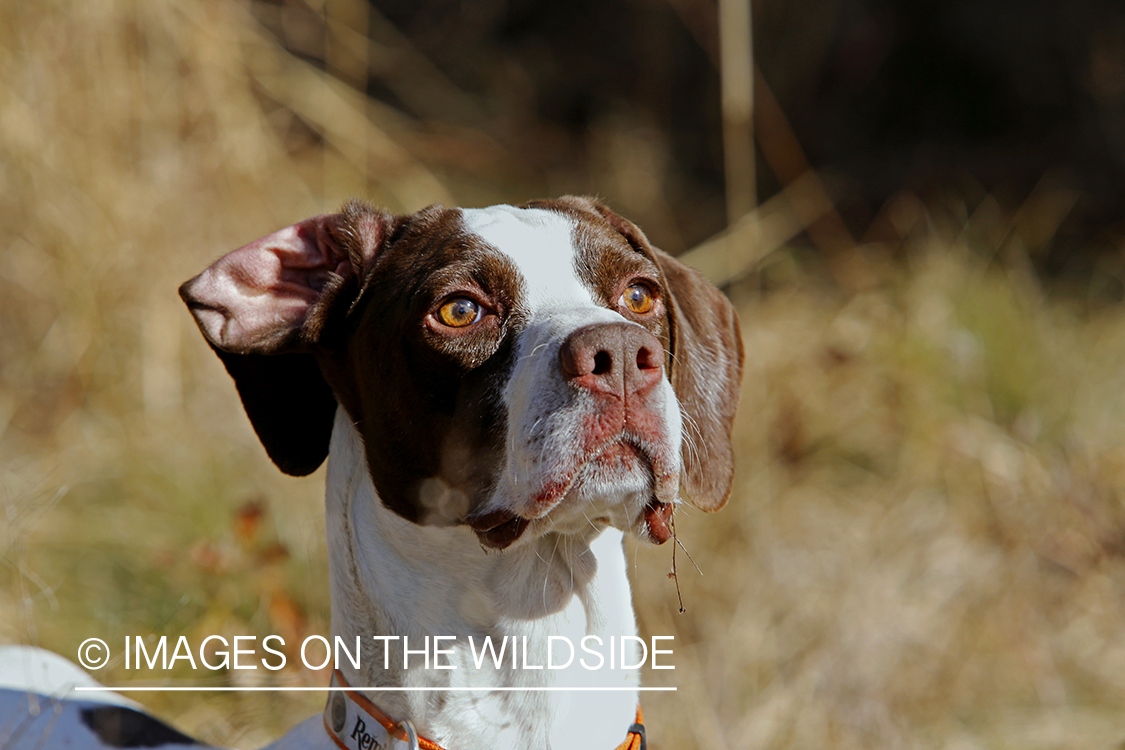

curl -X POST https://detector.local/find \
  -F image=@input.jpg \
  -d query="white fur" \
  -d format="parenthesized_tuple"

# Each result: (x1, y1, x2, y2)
(325, 411, 639, 749)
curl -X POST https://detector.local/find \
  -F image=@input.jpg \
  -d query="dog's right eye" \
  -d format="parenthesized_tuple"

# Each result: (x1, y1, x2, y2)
(436, 297, 482, 327)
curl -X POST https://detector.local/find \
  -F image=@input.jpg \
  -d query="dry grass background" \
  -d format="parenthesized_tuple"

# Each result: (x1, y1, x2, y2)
(4, 1, 1125, 748)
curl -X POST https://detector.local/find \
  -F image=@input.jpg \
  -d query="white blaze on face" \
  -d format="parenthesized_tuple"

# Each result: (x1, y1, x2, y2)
(463, 205, 622, 517)
(461, 204, 681, 527)
(460, 205, 596, 313)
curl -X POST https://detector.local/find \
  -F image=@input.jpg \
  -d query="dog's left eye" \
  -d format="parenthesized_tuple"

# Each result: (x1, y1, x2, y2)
(620, 282, 655, 315)
(436, 297, 483, 327)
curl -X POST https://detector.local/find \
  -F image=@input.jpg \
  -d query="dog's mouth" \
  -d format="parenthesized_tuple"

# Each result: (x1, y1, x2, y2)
(465, 508, 530, 549)
(467, 497, 675, 550)
(466, 438, 677, 550)
(642, 499, 674, 544)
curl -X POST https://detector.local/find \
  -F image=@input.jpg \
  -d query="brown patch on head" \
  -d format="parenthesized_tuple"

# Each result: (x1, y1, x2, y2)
(315, 204, 530, 524)
(182, 201, 532, 521)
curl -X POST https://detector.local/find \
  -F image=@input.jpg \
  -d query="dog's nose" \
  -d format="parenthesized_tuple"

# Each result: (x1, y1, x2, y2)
(558, 322, 664, 397)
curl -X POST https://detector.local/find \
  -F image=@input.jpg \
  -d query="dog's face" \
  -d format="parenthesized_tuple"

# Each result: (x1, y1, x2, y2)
(180, 197, 742, 550)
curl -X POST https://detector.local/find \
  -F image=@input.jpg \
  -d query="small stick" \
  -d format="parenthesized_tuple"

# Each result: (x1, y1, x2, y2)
(667, 511, 686, 613)
(675, 536, 703, 576)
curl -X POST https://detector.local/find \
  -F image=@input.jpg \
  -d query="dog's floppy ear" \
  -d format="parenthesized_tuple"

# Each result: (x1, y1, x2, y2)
(579, 198, 744, 511)
(180, 201, 394, 475)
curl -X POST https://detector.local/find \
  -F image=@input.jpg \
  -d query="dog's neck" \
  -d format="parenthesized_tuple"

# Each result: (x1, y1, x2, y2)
(323, 409, 640, 749)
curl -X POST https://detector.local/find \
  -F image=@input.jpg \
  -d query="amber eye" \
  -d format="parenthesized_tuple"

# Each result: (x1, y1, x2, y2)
(436, 297, 482, 327)
(621, 282, 655, 315)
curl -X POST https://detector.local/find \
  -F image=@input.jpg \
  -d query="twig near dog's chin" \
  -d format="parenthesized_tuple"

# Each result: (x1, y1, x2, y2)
(675, 537, 702, 576)
(667, 511, 704, 613)
(667, 512, 686, 614)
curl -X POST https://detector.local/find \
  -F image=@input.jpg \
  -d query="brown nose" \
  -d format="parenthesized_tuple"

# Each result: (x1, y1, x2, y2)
(558, 323, 664, 397)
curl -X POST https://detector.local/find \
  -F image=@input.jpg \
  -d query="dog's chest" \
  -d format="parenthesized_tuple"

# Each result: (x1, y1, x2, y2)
(322, 411, 642, 749)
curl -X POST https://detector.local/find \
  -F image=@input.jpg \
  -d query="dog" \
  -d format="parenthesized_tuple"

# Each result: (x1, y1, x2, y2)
(0, 197, 741, 750)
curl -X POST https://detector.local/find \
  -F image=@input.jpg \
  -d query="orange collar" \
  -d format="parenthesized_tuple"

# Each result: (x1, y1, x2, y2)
(323, 669, 645, 750)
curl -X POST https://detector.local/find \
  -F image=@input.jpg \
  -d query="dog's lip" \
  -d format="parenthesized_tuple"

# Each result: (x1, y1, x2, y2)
(465, 508, 530, 550)
(642, 499, 674, 544)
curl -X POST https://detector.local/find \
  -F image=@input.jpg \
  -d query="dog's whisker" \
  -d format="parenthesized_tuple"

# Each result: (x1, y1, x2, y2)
(542, 533, 563, 610)
(519, 341, 551, 362)
(565, 536, 575, 591)
(679, 409, 705, 473)
(580, 507, 602, 534)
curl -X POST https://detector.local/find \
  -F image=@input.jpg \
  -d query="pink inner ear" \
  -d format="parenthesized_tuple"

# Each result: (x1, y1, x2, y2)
(181, 215, 348, 354)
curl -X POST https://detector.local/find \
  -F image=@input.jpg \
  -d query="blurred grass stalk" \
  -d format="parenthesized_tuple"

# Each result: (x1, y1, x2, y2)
(3, 2, 1125, 749)
(719, 0, 756, 232)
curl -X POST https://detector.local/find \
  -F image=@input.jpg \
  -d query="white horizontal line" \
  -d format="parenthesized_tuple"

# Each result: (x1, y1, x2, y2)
(74, 686, 675, 693)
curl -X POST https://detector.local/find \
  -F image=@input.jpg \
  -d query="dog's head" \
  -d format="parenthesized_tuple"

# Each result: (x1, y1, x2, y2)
(180, 197, 742, 550)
